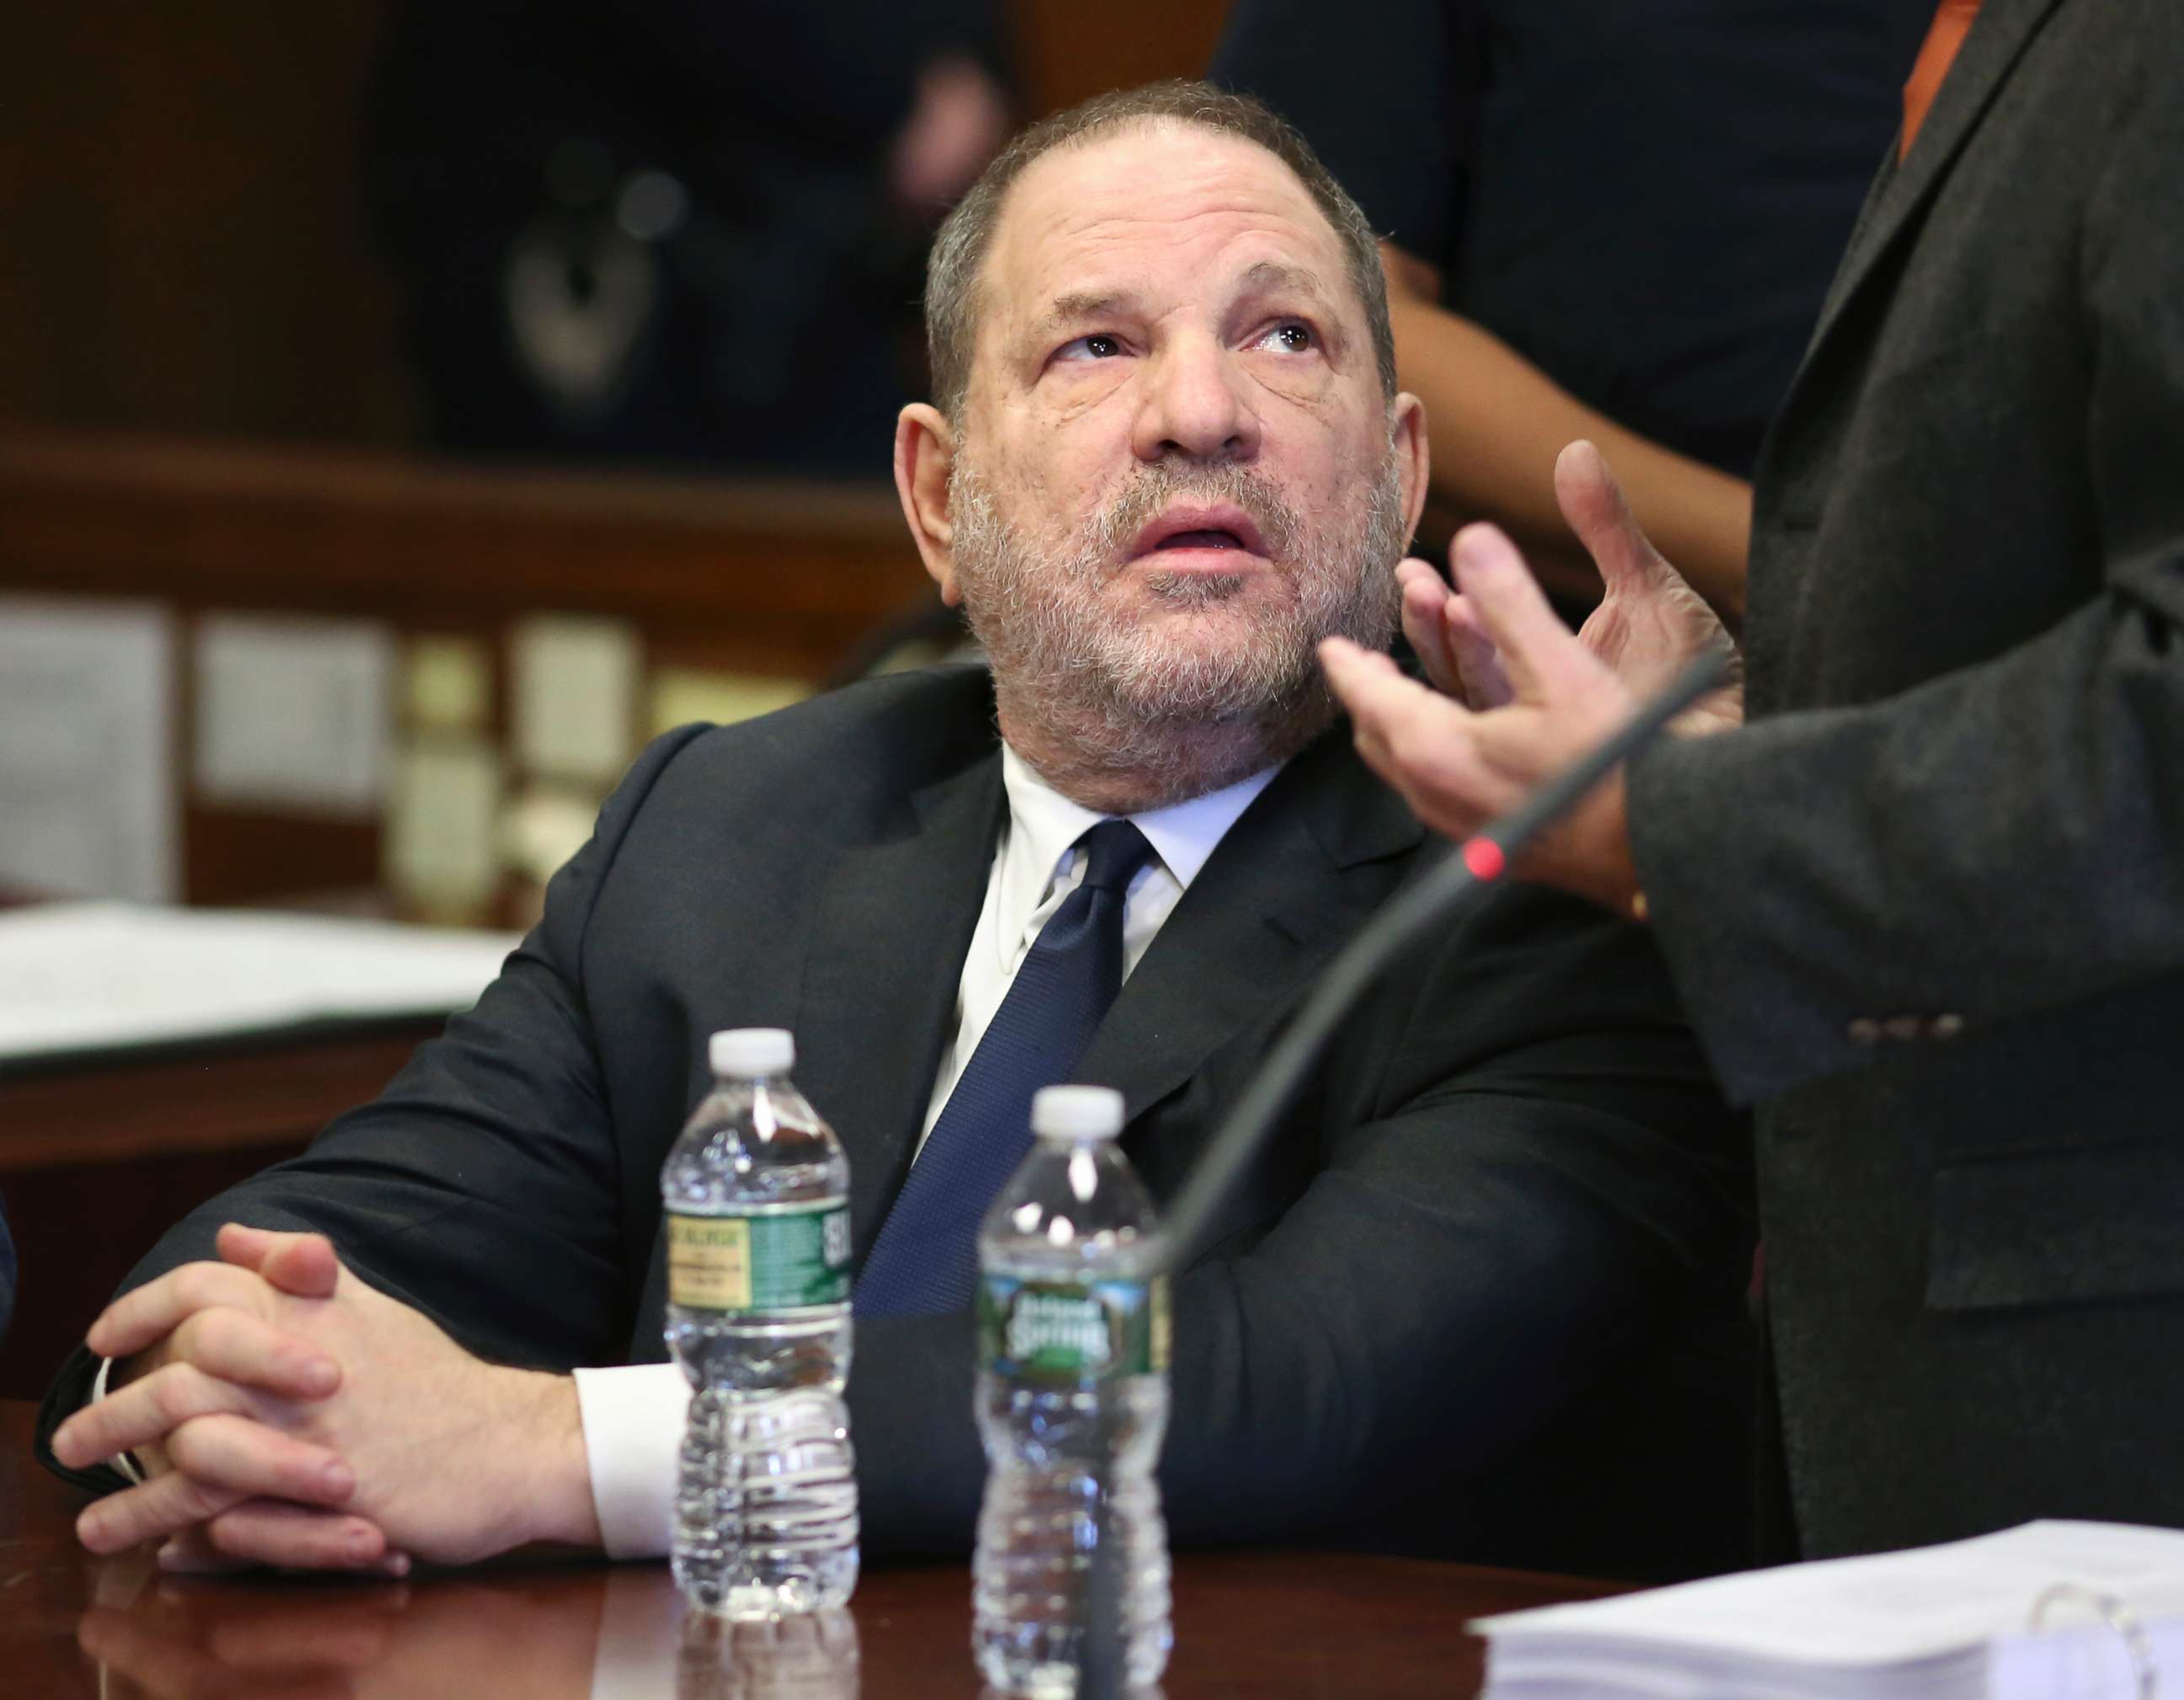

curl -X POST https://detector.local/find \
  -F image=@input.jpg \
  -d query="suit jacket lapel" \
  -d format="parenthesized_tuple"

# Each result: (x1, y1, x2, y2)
(796, 753, 1004, 1259)
(1073, 732, 1422, 1143)
(1794, 0, 2066, 379)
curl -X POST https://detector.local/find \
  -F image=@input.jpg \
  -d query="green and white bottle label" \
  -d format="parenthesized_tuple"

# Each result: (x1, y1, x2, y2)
(666, 1204, 852, 1311)
(979, 1275, 1170, 1384)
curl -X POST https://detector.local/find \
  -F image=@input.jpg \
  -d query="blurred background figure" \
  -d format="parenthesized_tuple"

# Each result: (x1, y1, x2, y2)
(367, 1, 1014, 473)
(1214, 0, 1932, 620)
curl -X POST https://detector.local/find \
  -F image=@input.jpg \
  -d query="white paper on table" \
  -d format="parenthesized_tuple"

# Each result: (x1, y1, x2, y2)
(0, 596, 176, 903)
(193, 613, 394, 816)
(1475, 1522, 2184, 1699)
(0, 901, 521, 1065)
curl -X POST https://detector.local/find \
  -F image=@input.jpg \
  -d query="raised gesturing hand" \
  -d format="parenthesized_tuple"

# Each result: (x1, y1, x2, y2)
(1398, 441, 1742, 733)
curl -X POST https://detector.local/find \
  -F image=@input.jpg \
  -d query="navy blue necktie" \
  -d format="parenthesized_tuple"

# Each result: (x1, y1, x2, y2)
(856, 818, 1156, 1316)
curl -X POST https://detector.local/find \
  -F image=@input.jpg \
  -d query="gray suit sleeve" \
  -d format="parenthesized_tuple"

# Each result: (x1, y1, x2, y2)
(1626, 59, 2184, 1108)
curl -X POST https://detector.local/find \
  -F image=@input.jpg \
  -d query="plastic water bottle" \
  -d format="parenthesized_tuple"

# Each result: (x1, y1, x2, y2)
(973, 1084, 1172, 1697)
(663, 1029, 858, 1617)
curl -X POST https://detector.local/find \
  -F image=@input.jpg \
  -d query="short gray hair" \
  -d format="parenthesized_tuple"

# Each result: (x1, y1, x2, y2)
(923, 80, 1397, 422)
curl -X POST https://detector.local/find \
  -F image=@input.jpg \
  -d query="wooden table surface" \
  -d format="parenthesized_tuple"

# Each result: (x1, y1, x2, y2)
(0, 1401, 1630, 1698)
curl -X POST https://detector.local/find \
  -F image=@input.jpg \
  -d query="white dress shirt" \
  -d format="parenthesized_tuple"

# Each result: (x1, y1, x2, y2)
(574, 744, 1276, 1558)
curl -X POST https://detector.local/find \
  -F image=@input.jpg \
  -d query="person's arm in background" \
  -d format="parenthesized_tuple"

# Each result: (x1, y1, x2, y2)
(1212, 0, 1750, 625)
(619, 0, 1009, 161)
(1382, 243, 1753, 625)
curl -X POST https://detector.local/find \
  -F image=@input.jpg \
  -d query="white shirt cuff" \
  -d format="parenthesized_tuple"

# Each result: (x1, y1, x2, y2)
(90, 1357, 145, 1484)
(571, 1361, 689, 1561)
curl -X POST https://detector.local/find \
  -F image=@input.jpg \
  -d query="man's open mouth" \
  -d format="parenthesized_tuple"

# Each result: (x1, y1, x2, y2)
(1129, 504, 1271, 560)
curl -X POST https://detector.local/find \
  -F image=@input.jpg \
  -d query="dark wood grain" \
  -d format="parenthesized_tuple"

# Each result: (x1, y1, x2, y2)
(0, 1021, 440, 1400)
(0, 1403, 1630, 1698)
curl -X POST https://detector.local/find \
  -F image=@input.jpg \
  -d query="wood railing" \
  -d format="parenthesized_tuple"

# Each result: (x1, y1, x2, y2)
(0, 428, 937, 908)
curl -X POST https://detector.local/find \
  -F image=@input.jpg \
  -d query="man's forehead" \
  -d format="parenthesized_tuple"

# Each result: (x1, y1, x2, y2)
(987, 121, 1347, 313)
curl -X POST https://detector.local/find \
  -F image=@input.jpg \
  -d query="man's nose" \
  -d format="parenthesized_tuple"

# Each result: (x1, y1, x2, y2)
(1131, 336, 1261, 463)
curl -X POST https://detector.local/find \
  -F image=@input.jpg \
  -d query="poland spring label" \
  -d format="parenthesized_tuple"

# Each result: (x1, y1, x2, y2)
(979, 1275, 1171, 1385)
(666, 1204, 852, 1312)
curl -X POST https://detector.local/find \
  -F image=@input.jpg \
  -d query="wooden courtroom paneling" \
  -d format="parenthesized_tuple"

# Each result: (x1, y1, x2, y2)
(0, 1, 1234, 453)
(0, 430, 919, 660)
(0, 1, 412, 445)
(1015, 0, 1233, 115)
(0, 427, 932, 907)
(0, 1022, 440, 1401)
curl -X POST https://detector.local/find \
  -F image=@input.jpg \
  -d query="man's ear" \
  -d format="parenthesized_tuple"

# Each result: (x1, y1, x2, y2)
(1390, 391, 1430, 551)
(894, 403, 962, 604)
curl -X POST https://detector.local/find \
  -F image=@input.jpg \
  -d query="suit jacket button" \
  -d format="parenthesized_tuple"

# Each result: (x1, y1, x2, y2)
(1848, 1017, 1882, 1045)
(1930, 1013, 1965, 1040)
(1882, 1013, 1923, 1042)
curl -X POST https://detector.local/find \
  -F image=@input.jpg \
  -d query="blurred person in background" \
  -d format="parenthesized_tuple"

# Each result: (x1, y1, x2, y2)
(1213, 0, 1931, 621)
(368, 0, 1014, 473)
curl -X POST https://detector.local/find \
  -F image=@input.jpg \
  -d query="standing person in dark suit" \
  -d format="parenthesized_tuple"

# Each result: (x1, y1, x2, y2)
(1324, 0, 2184, 1558)
(40, 85, 1748, 1578)
(1213, 0, 1932, 620)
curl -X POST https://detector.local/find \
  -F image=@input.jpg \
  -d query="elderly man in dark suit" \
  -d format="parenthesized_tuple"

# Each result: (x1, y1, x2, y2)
(1327, 0, 2184, 1560)
(40, 84, 1747, 1577)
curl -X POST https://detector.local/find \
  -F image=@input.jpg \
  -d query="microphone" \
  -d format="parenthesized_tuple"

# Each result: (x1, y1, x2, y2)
(1156, 646, 1732, 1272)
(1076, 646, 1733, 1700)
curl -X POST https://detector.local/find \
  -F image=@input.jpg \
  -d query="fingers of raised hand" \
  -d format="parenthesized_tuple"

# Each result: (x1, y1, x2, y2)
(1553, 440, 1662, 590)
(1441, 595, 1515, 711)
(1321, 638, 1510, 837)
(1396, 559, 1462, 694)
(1319, 634, 1415, 721)
(1449, 525, 1589, 703)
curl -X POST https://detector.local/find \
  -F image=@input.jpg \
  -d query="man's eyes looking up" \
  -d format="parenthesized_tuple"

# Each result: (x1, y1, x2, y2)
(1051, 323, 1319, 364)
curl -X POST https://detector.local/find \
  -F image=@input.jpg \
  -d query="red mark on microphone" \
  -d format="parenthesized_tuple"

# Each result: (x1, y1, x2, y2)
(1461, 837, 1506, 881)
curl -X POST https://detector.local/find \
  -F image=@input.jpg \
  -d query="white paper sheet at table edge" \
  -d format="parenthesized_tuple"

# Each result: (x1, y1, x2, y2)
(0, 901, 522, 1062)
(1471, 1521, 2184, 1666)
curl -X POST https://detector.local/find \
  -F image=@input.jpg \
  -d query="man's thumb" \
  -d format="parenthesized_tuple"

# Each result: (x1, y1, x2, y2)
(1554, 440, 1657, 591)
(217, 1222, 342, 1297)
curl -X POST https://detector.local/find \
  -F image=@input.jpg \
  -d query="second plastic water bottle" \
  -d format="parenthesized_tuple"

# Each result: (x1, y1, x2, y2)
(662, 1028, 859, 1617)
(973, 1084, 1172, 1697)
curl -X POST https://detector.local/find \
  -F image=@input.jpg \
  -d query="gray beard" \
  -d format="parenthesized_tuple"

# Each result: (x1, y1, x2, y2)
(949, 452, 1407, 805)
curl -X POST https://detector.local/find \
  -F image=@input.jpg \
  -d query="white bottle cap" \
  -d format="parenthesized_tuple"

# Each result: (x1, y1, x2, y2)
(709, 1028, 795, 1078)
(1032, 1084, 1125, 1141)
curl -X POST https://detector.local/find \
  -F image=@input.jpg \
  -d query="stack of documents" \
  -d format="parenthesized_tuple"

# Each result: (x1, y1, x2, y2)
(1476, 1521, 2184, 1700)
(0, 901, 520, 1066)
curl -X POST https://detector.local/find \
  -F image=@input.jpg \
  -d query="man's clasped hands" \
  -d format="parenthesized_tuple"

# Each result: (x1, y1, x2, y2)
(54, 442, 1739, 1579)
(51, 1222, 600, 1574)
